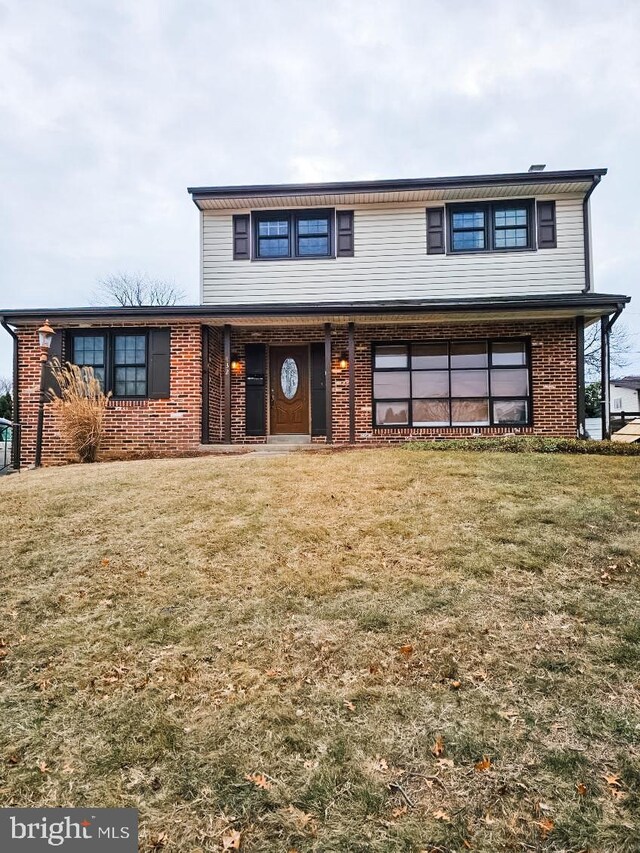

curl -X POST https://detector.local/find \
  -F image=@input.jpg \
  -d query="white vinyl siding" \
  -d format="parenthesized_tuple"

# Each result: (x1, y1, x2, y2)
(201, 196, 585, 304)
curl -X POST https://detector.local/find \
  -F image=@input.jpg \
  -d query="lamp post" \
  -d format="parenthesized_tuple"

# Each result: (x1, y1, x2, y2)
(34, 319, 55, 468)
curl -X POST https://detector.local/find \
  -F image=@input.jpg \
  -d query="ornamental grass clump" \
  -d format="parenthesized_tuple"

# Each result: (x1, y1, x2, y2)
(48, 358, 111, 462)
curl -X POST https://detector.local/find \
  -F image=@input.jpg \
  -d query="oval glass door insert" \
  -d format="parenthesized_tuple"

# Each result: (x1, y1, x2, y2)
(280, 357, 299, 399)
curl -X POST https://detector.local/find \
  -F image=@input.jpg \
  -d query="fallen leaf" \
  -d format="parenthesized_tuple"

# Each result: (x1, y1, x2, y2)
(151, 832, 167, 849)
(374, 755, 389, 772)
(576, 781, 587, 795)
(463, 841, 472, 850)
(101, 558, 110, 567)
(222, 829, 241, 850)
(431, 735, 445, 757)
(433, 808, 451, 822)
(474, 756, 492, 772)
(245, 773, 272, 790)
(7, 754, 19, 765)
(436, 757, 454, 768)
(38, 761, 50, 774)
(399, 644, 414, 659)
(264, 669, 279, 678)
(603, 773, 622, 788)
(538, 818, 554, 836)
(391, 805, 408, 818)
(449, 679, 462, 689)
(369, 662, 382, 674)
(303, 759, 318, 770)
(62, 763, 74, 774)
(343, 700, 356, 712)
(286, 805, 315, 830)
(611, 788, 627, 801)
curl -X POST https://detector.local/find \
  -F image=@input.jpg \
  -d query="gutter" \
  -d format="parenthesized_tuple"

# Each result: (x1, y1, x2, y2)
(582, 175, 602, 292)
(0, 318, 19, 470)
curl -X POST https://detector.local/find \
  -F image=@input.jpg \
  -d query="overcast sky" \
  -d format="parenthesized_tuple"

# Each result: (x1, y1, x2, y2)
(1, 0, 639, 378)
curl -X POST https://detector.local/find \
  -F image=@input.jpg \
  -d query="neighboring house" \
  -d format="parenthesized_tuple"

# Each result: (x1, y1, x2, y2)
(610, 376, 640, 413)
(0, 167, 631, 466)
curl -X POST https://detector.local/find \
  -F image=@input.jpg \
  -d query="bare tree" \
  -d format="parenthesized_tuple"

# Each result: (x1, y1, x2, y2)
(584, 320, 634, 381)
(0, 376, 12, 396)
(94, 273, 185, 307)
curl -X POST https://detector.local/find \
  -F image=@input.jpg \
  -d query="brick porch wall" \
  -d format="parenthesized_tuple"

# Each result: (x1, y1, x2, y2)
(225, 318, 577, 443)
(15, 323, 202, 466)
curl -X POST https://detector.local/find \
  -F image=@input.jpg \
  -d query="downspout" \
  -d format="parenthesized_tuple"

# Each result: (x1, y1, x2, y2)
(582, 175, 601, 293)
(0, 317, 20, 470)
(600, 305, 623, 440)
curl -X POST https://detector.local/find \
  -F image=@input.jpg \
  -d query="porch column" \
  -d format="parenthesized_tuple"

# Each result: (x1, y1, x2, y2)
(201, 326, 210, 444)
(600, 316, 611, 440)
(348, 321, 355, 443)
(324, 323, 332, 444)
(223, 323, 232, 444)
(576, 316, 585, 438)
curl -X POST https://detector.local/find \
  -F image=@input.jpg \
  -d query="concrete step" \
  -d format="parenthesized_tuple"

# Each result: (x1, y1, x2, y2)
(267, 434, 311, 445)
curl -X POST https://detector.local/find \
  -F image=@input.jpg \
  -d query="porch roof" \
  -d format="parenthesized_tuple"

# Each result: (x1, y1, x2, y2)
(1, 293, 629, 329)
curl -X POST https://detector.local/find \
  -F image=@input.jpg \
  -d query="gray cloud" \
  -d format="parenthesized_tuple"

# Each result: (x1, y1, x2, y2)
(1, 0, 639, 374)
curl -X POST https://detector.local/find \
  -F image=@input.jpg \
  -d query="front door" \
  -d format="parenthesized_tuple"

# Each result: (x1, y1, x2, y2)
(269, 346, 310, 435)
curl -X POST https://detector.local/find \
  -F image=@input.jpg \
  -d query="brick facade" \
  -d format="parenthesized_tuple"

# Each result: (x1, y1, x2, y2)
(14, 316, 578, 465)
(15, 322, 202, 466)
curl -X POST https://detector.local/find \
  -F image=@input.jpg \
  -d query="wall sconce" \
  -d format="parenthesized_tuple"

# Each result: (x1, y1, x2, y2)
(230, 354, 241, 370)
(339, 352, 349, 370)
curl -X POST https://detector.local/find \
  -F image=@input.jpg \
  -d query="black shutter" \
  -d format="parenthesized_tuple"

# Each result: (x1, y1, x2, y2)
(426, 207, 445, 254)
(537, 201, 557, 249)
(148, 328, 171, 399)
(310, 342, 326, 436)
(44, 329, 63, 398)
(245, 344, 266, 435)
(233, 214, 251, 259)
(336, 210, 354, 257)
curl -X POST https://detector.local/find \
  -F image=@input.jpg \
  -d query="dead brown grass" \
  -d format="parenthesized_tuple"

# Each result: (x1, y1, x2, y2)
(1, 449, 639, 852)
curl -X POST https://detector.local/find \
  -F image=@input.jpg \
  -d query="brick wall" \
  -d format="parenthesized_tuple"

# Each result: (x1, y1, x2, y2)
(15, 322, 202, 466)
(13, 317, 578, 465)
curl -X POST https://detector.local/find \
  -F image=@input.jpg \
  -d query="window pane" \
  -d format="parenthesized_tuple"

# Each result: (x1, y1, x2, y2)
(451, 399, 489, 425)
(492, 341, 526, 366)
(376, 401, 409, 426)
(258, 219, 288, 236)
(258, 238, 289, 257)
(452, 230, 485, 251)
(412, 343, 448, 369)
(373, 371, 410, 398)
(412, 370, 449, 397)
(493, 400, 528, 424)
(413, 399, 450, 426)
(114, 335, 145, 365)
(73, 335, 104, 366)
(115, 366, 146, 397)
(450, 369, 488, 397)
(451, 342, 488, 367)
(374, 345, 408, 369)
(298, 236, 329, 255)
(491, 368, 529, 396)
(494, 208, 527, 227)
(452, 211, 485, 229)
(298, 218, 328, 235)
(495, 228, 528, 248)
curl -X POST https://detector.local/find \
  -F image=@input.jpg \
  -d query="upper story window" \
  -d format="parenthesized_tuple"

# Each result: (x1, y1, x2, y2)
(254, 210, 333, 259)
(448, 200, 534, 253)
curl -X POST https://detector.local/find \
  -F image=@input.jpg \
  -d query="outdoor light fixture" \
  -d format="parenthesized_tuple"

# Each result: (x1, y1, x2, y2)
(339, 352, 349, 370)
(230, 354, 241, 370)
(38, 319, 55, 359)
(35, 320, 56, 468)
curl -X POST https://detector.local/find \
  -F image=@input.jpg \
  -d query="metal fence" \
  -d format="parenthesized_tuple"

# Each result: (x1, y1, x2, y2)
(0, 419, 19, 472)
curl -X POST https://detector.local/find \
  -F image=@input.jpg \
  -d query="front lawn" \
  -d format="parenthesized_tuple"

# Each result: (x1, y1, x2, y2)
(1, 450, 639, 851)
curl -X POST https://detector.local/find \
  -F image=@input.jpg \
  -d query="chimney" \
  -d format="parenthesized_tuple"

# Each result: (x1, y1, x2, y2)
(528, 164, 546, 172)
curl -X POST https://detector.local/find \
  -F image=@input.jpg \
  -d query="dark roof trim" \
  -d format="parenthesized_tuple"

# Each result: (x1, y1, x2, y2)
(0, 293, 629, 325)
(187, 169, 607, 201)
(611, 377, 640, 390)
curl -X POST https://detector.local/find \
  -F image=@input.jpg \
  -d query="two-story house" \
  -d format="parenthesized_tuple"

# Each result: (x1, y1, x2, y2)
(1, 167, 630, 466)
